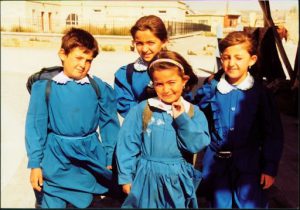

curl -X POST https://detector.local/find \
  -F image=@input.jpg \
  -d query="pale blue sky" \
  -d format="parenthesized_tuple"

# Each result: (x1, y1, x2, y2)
(184, 0, 298, 12)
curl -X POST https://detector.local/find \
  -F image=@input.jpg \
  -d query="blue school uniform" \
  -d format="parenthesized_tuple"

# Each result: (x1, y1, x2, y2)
(25, 72, 120, 208)
(114, 57, 151, 117)
(195, 73, 283, 208)
(116, 98, 210, 208)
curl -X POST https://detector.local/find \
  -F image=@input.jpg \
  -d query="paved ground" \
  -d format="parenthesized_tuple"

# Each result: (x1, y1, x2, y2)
(1, 35, 298, 208)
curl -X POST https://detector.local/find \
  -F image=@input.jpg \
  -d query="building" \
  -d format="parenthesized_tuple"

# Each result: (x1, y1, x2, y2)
(1, 1, 193, 33)
(186, 11, 241, 36)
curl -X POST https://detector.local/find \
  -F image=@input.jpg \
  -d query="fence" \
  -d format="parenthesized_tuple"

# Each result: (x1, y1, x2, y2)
(1, 17, 211, 36)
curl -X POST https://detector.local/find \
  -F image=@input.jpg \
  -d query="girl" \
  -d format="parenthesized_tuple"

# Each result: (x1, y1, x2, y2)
(25, 28, 120, 208)
(115, 50, 210, 208)
(114, 15, 168, 117)
(195, 31, 284, 208)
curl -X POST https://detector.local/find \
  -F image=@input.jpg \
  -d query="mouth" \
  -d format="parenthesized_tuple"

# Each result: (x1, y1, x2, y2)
(162, 94, 173, 99)
(76, 68, 84, 73)
(142, 54, 152, 59)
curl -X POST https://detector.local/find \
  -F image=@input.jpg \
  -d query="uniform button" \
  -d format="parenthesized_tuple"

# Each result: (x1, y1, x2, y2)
(230, 127, 234, 131)
(231, 107, 236, 111)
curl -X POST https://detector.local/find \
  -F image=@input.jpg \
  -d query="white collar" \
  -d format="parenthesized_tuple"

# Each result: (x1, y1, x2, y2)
(217, 72, 254, 94)
(133, 57, 148, 71)
(148, 97, 191, 116)
(52, 71, 90, 84)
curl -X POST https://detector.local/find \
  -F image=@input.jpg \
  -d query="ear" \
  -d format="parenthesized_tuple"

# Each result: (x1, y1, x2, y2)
(249, 55, 258, 67)
(58, 48, 67, 61)
(161, 39, 169, 50)
(182, 75, 190, 86)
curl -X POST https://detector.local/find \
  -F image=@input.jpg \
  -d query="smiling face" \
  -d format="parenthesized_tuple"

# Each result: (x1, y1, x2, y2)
(152, 67, 189, 104)
(133, 29, 166, 63)
(59, 47, 94, 80)
(221, 43, 257, 85)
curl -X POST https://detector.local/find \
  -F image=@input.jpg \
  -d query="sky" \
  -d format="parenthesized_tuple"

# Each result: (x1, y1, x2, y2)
(183, 0, 298, 12)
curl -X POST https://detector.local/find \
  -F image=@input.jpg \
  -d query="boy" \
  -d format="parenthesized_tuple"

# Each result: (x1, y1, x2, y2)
(25, 28, 120, 208)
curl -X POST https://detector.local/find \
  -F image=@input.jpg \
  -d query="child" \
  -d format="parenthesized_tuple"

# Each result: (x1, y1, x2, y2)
(194, 31, 284, 208)
(114, 15, 168, 118)
(25, 28, 120, 208)
(115, 50, 210, 208)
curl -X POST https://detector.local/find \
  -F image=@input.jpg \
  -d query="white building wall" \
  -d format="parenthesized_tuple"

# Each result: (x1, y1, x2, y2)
(1, 1, 189, 32)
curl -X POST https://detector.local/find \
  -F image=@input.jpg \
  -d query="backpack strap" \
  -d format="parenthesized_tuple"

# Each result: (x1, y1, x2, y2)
(126, 63, 135, 86)
(143, 102, 195, 131)
(45, 74, 101, 106)
(45, 80, 52, 105)
(87, 75, 101, 99)
(187, 104, 194, 118)
(142, 102, 153, 131)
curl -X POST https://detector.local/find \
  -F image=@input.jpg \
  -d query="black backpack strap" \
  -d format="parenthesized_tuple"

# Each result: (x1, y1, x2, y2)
(87, 75, 101, 99)
(45, 80, 52, 105)
(126, 63, 135, 86)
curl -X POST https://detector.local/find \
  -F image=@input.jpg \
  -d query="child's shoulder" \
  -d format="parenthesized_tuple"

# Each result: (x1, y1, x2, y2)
(114, 64, 131, 77)
(91, 75, 110, 87)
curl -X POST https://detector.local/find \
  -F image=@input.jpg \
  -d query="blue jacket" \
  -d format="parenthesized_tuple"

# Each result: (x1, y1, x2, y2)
(195, 77, 284, 177)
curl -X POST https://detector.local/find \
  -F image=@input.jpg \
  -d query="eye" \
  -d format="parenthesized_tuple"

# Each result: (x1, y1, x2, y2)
(221, 55, 230, 61)
(168, 81, 176, 85)
(146, 41, 155, 46)
(154, 82, 163, 87)
(134, 42, 143, 47)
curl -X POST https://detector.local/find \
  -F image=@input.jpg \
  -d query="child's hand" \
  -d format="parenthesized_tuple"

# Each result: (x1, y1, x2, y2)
(122, 183, 131, 195)
(30, 168, 43, 192)
(260, 173, 275, 189)
(172, 100, 185, 119)
(106, 165, 113, 170)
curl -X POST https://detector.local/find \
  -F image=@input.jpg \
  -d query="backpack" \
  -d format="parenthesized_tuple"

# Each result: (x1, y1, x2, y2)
(26, 66, 101, 103)
(126, 63, 157, 102)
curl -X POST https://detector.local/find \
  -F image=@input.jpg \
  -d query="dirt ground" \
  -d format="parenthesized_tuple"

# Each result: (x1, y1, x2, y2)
(1, 34, 298, 208)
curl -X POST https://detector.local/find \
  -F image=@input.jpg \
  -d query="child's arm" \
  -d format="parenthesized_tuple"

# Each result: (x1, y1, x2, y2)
(122, 183, 132, 195)
(30, 168, 43, 192)
(97, 81, 121, 167)
(260, 173, 275, 189)
(25, 81, 48, 169)
(114, 66, 138, 118)
(174, 105, 210, 154)
(260, 87, 284, 178)
(25, 81, 49, 189)
(115, 105, 143, 188)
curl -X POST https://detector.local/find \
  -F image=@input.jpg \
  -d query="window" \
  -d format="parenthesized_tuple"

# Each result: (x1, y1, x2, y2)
(66, 13, 78, 25)
(159, 10, 166, 13)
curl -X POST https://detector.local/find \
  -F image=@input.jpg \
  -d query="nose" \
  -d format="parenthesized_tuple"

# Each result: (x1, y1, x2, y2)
(162, 84, 171, 93)
(141, 44, 149, 53)
(79, 59, 86, 68)
(228, 58, 235, 67)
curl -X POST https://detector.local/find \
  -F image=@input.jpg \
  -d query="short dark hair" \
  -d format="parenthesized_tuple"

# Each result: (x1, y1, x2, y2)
(61, 27, 99, 57)
(149, 50, 198, 93)
(219, 31, 257, 56)
(130, 15, 168, 42)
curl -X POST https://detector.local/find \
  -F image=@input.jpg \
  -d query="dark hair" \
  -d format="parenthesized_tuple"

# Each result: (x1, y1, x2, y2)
(61, 27, 99, 58)
(219, 31, 258, 56)
(130, 15, 168, 42)
(219, 31, 260, 78)
(148, 50, 198, 93)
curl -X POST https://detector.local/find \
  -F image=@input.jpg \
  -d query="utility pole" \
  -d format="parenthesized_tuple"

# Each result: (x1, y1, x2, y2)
(225, 0, 229, 15)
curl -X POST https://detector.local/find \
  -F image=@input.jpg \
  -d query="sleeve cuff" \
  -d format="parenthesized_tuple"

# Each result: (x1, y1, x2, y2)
(263, 162, 279, 177)
(174, 112, 190, 127)
(118, 175, 133, 185)
(27, 160, 41, 168)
